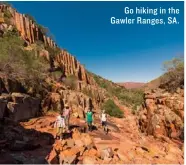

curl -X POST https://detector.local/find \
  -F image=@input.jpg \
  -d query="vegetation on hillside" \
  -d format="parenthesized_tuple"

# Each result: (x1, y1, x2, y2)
(90, 72, 144, 111)
(0, 2, 12, 7)
(0, 29, 49, 95)
(82, 88, 93, 98)
(63, 75, 78, 90)
(160, 57, 184, 92)
(102, 99, 124, 118)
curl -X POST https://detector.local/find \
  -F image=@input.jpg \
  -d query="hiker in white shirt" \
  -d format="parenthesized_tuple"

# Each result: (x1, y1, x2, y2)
(54, 112, 65, 140)
(100, 110, 108, 134)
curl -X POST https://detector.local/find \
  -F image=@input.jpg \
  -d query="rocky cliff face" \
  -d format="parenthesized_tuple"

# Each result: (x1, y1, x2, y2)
(138, 88, 184, 141)
(0, 5, 56, 47)
(55, 50, 96, 85)
(0, 4, 106, 121)
(0, 4, 95, 85)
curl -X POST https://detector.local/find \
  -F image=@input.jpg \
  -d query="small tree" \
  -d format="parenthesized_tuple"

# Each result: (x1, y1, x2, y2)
(160, 56, 184, 92)
(102, 99, 124, 118)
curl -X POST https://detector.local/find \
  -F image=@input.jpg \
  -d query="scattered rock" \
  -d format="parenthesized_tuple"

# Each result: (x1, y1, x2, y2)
(82, 156, 96, 164)
(100, 147, 114, 160)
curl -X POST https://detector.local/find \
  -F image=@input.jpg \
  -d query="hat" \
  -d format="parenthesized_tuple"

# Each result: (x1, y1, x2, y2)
(65, 104, 69, 107)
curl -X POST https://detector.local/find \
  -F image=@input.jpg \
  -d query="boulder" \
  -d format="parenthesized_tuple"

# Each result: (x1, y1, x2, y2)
(59, 149, 79, 164)
(86, 148, 98, 157)
(82, 156, 96, 164)
(75, 139, 84, 147)
(11, 92, 27, 103)
(66, 139, 75, 148)
(100, 147, 114, 160)
(81, 134, 94, 149)
(7, 94, 40, 121)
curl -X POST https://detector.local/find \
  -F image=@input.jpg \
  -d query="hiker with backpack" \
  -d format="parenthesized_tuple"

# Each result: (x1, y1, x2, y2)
(100, 110, 108, 134)
(86, 109, 94, 132)
(54, 112, 66, 140)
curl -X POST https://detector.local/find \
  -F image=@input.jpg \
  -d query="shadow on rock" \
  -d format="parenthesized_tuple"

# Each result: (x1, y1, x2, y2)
(0, 118, 55, 164)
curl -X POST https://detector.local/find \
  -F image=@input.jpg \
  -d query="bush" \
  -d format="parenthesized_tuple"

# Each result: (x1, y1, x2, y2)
(46, 46, 61, 58)
(82, 88, 93, 98)
(63, 75, 78, 90)
(0, 32, 48, 95)
(102, 99, 124, 118)
(0, 2, 12, 7)
(4, 9, 13, 24)
(160, 57, 184, 92)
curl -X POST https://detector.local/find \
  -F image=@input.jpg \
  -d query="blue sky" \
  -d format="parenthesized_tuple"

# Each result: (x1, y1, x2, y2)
(10, 1, 184, 83)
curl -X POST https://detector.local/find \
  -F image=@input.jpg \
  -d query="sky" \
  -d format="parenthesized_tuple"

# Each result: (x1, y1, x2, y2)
(10, 1, 184, 83)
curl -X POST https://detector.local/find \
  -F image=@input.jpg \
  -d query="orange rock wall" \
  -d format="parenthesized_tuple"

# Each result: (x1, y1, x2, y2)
(0, 4, 95, 85)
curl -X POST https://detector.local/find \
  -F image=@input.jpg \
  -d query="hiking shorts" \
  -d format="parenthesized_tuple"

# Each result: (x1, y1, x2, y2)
(102, 121, 107, 127)
(56, 127, 64, 135)
(87, 121, 92, 125)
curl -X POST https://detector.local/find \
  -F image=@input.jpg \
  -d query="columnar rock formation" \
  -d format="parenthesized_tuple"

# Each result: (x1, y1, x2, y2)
(0, 4, 56, 47)
(55, 50, 96, 85)
(0, 4, 95, 85)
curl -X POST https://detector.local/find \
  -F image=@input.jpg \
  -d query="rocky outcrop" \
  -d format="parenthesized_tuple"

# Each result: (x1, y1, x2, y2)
(138, 88, 184, 141)
(42, 90, 93, 119)
(0, 119, 54, 164)
(0, 4, 57, 47)
(0, 92, 40, 122)
(0, 4, 96, 85)
(55, 50, 96, 85)
(46, 128, 124, 164)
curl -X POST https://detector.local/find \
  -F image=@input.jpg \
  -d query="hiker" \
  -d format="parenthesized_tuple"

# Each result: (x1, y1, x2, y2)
(100, 110, 108, 134)
(86, 109, 94, 132)
(63, 104, 71, 132)
(54, 112, 65, 140)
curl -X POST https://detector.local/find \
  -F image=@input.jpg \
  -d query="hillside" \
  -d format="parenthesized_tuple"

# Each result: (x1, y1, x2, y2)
(117, 82, 146, 89)
(0, 3, 184, 164)
(0, 3, 145, 118)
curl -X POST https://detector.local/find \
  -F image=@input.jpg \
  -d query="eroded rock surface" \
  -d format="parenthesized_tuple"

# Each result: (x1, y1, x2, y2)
(138, 88, 184, 141)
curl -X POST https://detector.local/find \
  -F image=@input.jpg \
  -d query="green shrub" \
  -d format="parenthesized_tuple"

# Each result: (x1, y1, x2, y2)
(82, 88, 93, 98)
(3, 9, 13, 24)
(46, 46, 61, 59)
(52, 70, 62, 81)
(4, 10, 12, 19)
(63, 75, 78, 90)
(0, 2, 12, 7)
(160, 57, 184, 92)
(0, 32, 48, 95)
(102, 99, 124, 118)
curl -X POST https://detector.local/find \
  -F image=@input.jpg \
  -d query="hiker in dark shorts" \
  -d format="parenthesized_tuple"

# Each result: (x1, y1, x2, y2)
(86, 109, 94, 132)
(100, 110, 108, 134)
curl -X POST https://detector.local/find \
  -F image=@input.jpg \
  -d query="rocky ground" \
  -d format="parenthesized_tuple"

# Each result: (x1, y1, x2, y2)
(0, 106, 184, 164)
(0, 4, 184, 164)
